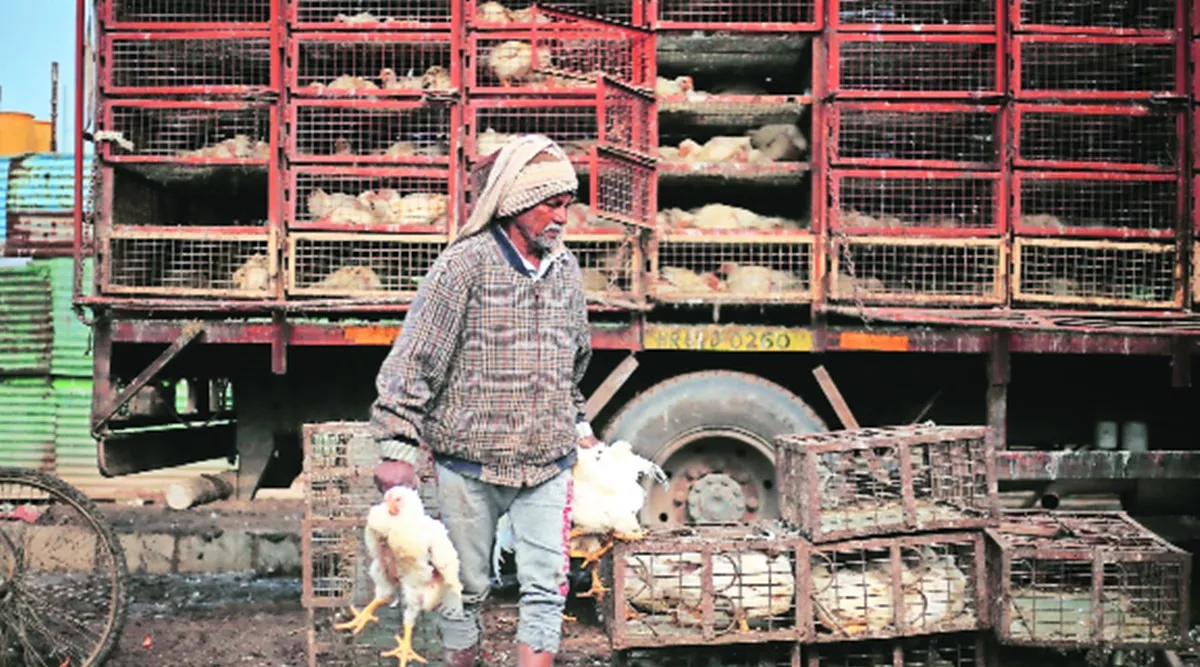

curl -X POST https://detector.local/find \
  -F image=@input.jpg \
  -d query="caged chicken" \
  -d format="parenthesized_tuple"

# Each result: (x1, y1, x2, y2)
(334, 485, 465, 667)
(488, 40, 554, 88)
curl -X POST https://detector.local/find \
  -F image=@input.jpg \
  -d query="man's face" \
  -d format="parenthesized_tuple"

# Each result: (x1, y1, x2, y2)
(511, 192, 574, 255)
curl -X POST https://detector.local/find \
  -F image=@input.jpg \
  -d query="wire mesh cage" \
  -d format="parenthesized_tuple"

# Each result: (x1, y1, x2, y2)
(805, 631, 986, 667)
(653, 0, 820, 31)
(100, 0, 274, 29)
(103, 163, 271, 228)
(616, 642, 801, 666)
(600, 78, 656, 159)
(467, 100, 600, 161)
(1012, 172, 1181, 239)
(288, 166, 452, 233)
(100, 230, 276, 298)
(288, 34, 456, 97)
(101, 31, 276, 95)
(985, 511, 1191, 648)
(100, 100, 275, 164)
(469, 0, 647, 28)
(656, 203, 809, 234)
(830, 171, 1004, 237)
(1012, 37, 1180, 101)
(831, 0, 999, 32)
(286, 232, 447, 298)
(775, 424, 998, 544)
(1012, 0, 1178, 35)
(591, 147, 657, 228)
(808, 532, 988, 642)
(829, 35, 1001, 99)
(829, 103, 1001, 169)
(1012, 238, 1182, 309)
(652, 234, 815, 304)
(286, 100, 454, 165)
(467, 30, 651, 94)
(288, 0, 454, 30)
(1013, 104, 1182, 172)
(828, 237, 1006, 306)
(303, 519, 363, 607)
(604, 524, 809, 649)
(566, 231, 645, 306)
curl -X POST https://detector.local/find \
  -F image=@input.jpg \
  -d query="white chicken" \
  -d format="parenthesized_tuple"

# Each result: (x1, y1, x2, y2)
(334, 486, 464, 667)
(488, 40, 553, 88)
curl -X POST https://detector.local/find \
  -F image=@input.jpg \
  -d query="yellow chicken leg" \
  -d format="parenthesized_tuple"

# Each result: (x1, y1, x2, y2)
(736, 608, 750, 633)
(380, 624, 427, 667)
(333, 597, 390, 635)
(498, 76, 512, 88)
(577, 562, 609, 600)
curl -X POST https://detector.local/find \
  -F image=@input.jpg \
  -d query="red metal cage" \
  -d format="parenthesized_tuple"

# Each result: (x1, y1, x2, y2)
(99, 99, 277, 165)
(829, 170, 1006, 237)
(1012, 36, 1183, 101)
(466, 98, 603, 161)
(828, 236, 1007, 306)
(286, 0, 454, 31)
(828, 103, 1003, 170)
(1012, 238, 1183, 309)
(286, 33, 459, 97)
(466, 28, 651, 95)
(653, 0, 822, 32)
(468, 0, 649, 29)
(285, 232, 448, 299)
(830, 0, 1001, 33)
(829, 34, 1003, 99)
(286, 166, 454, 234)
(99, 0, 277, 30)
(100, 229, 278, 299)
(1011, 0, 1180, 36)
(1011, 171, 1182, 240)
(1013, 103, 1183, 173)
(100, 31, 278, 96)
(651, 233, 816, 304)
(284, 99, 456, 166)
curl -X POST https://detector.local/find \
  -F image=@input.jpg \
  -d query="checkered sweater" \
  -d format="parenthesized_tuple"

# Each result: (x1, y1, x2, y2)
(369, 226, 592, 488)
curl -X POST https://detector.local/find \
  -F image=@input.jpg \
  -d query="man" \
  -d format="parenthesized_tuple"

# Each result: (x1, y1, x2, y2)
(369, 134, 597, 667)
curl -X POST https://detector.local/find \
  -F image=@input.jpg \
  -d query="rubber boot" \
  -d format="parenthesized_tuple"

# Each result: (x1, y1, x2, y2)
(442, 645, 479, 667)
(518, 642, 555, 667)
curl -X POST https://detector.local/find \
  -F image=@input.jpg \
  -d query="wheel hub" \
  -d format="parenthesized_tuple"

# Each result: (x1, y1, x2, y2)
(686, 473, 747, 523)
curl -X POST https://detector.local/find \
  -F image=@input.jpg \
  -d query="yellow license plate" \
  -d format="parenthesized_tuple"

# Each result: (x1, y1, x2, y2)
(645, 324, 813, 352)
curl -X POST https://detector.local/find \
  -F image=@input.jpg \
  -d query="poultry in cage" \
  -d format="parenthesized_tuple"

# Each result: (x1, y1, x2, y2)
(488, 40, 554, 87)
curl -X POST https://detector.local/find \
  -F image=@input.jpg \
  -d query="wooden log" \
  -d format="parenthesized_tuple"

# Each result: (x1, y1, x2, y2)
(165, 471, 237, 511)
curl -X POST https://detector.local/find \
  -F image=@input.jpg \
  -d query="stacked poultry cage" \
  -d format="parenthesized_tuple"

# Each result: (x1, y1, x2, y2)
(824, 0, 1007, 310)
(93, 0, 280, 299)
(462, 0, 657, 308)
(282, 0, 458, 301)
(648, 0, 820, 306)
(1008, 0, 1186, 310)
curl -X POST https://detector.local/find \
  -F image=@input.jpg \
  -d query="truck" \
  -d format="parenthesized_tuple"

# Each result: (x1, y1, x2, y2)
(73, 0, 1200, 527)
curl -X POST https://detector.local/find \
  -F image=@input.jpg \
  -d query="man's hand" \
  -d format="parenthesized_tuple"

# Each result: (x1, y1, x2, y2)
(578, 435, 600, 449)
(374, 459, 419, 493)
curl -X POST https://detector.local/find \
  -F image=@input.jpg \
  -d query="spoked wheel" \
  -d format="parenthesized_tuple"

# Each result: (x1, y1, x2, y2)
(0, 467, 128, 667)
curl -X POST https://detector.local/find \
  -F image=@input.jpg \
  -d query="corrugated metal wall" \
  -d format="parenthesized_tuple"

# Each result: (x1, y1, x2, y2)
(4, 153, 92, 256)
(0, 157, 10, 248)
(0, 259, 52, 375)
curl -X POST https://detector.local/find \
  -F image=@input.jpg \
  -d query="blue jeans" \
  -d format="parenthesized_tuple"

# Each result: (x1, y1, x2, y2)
(434, 461, 572, 653)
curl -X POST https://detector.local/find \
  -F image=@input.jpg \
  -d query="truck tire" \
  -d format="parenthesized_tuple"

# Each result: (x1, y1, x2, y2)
(601, 370, 827, 527)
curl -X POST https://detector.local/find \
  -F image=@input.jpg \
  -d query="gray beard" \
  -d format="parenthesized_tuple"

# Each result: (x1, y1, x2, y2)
(528, 224, 564, 254)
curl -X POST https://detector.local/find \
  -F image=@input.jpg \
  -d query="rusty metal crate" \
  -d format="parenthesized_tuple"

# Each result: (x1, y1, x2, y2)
(100, 31, 276, 96)
(1012, 238, 1182, 309)
(286, 232, 447, 299)
(829, 103, 1001, 170)
(567, 231, 647, 308)
(288, 33, 457, 97)
(806, 631, 987, 667)
(1012, 36, 1181, 101)
(303, 518, 364, 608)
(286, 99, 455, 166)
(288, 166, 452, 233)
(809, 531, 988, 642)
(831, 0, 999, 32)
(829, 34, 1002, 99)
(1012, 0, 1178, 35)
(776, 424, 998, 543)
(654, 0, 820, 31)
(99, 100, 275, 165)
(985, 510, 1192, 648)
(100, 229, 276, 298)
(289, 0, 453, 30)
(830, 170, 1005, 237)
(1012, 172, 1182, 240)
(100, 0, 274, 30)
(651, 233, 816, 304)
(467, 29, 652, 95)
(1013, 104, 1183, 173)
(604, 524, 810, 649)
(615, 642, 801, 666)
(828, 236, 1006, 306)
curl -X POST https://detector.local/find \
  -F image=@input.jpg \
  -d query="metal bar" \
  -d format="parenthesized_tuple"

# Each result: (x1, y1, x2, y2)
(812, 365, 859, 429)
(91, 322, 204, 437)
(988, 331, 1010, 449)
(584, 353, 639, 422)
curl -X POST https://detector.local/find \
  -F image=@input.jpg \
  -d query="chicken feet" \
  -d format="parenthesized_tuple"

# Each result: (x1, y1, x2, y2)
(333, 597, 389, 635)
(380, 624, 427, 667)
(577, 562, 609, 600)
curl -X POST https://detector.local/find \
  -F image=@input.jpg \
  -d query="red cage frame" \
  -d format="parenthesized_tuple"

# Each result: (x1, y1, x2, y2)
(100, 30, 280, 96)
(1012, 103, 1185, 173)
(285, 0, 456, 31)
(1011, 35, 1184, 101)
(98, 99, 279, 166)
(830, 0, 1002, 33)
(1011, 0, 1182, 37)
(827, 33, 1004, 100)
(283, 98, 458, 166)
(285, 165, 456, 234)
(285, 32, 461, 98)
(828, 169, 1007, 237)
(828, 102, 1004, 170)
(1012, 171, 1184, 240)
(466, 0, 651, 30)
(465, 26, 653, 96)
(99, 0, 280, 31)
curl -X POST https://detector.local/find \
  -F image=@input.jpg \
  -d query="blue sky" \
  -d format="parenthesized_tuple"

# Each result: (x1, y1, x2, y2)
(0, 0, 85, 153)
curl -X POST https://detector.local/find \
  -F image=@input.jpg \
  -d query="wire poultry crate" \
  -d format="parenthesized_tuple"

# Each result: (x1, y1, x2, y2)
(653, 0, 821, 31)
(99, 0, 275, 29)
(828, 103, 1002, 170)
(286, 232, 447, 299)
(829, 170, 1005, 237)
(604, 524, 810, 649)
(828, 236, 1006, 306)
(288, 0, 454, 30)
(1012, 238, 1182, 309)
(100, 229, 276, 298)
(100, 31, 276, 96)
(467, 30, 651, 95)
(468, 0, 648, 28)
(1012, 172, 1181, 240)
(591, 146, 657, 228)
(287, 33, 456, 98)
(285, 99, 455, 166)
(805, 632, 987, 667)
(615, 642, 801, 666)
(100, 163, 271, 229)
(985, 511, 1192, 648)
(829, 34, 1002, 99)
(1013, 104, 1182, 173)
(99, 100, 275, 165)
(775, 424, 998, 544)
(808, 532, 988, 643)
(600, 78, 656, 160)
(288, 166, 453, 233)
(303, 519, 364, 607)
(651, 233, 815, 304)
(1011, 0, 1178, 35)
(1012, 36, 1181, 101)
(831, 0, 1000, 32)
(466, 99, 600, 161)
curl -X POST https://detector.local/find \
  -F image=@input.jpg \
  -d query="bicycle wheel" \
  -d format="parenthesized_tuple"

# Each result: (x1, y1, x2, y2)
(0, 467, 129, 667)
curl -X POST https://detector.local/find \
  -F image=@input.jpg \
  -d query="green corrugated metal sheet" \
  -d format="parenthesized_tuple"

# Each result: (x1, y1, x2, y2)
(47, 257, 93, 377)
(0, 260, 53, 374)
(0, 377, 55, 470)
(52, 377, 97, 482)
